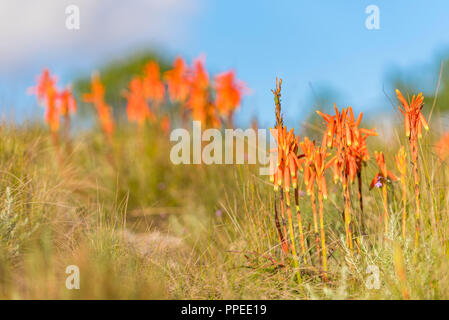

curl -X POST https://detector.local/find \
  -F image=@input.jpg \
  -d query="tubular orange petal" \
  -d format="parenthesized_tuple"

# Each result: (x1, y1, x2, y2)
(316, 110, 332, 122)
(289, 154, 297, 177)
(419, 112, 429, 131)
(284, 168, 291, 191)
(387, 170, 399, 181)
(417, 120, 423, 139)
(356, 112, 363, 127)
(405, 117, 411, 138)
(396, 89, 410, 112)
(370, 173, 379, 190)
(359, 128, 378, 136)
(321, 176, 328, 199)
(292, 174, 298, 189)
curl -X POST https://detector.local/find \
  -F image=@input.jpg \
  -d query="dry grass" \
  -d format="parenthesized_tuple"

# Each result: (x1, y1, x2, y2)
(0, 119, 448, 300)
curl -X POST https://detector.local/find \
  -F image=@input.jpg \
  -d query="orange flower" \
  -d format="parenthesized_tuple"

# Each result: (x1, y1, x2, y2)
(142, 61, 165, 104)
(318, 106, 377, 182)
(187, 56, 220, 127)
(214, 70, 245, 120)
(125, 77, 154, 126)
(44, 85, 60, 132)
(83, 72, 114, 137)
(30, 69, 57, 101)
(164, 57, 190, 103)
(317, 105, 376, 251)
(187, 57, 209, 119)
(300, 138, 335, 199)
(396, 89, 428, 139)
(396, 89, 428, 247)
(58, 87, 77, 116)
(312, 146, 336, 200)
(269, 126, 303, 192)
(82, 72, 105, 106)
(30, 69, 60, 132)
(435, 132, 449, 161)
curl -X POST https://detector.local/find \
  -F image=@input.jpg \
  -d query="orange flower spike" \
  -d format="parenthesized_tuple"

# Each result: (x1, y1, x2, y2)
(30, 69, 61, 132)
(30, 69, 57, 101)
(83, 72, 105, 105)
(59, 87, 77, 116)
(191, 57, 209, 88)
(396, 89, 428, 139)
(318, 103, 375, 251)
(214, 70, 246, 118)
(83, 73, 115, 138)
(187, 57, 219, 126)
(270, 78, 307, 279)
(164, 57, 190, 103)
(396, 89, 429, 246)
(142, 61, 165, 103)
(125, 77, 154, 126)
(44, 85, 60, 132)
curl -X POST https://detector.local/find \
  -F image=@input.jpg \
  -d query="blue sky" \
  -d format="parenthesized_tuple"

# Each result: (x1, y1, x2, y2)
(1, 0, 449, 128)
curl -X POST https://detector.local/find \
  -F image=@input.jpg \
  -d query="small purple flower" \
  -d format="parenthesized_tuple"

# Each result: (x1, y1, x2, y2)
(215, 209, 223, 218)
(158, 182, 166, 190)
(375, 176, 383, 188)
(298, 190, 306, 197)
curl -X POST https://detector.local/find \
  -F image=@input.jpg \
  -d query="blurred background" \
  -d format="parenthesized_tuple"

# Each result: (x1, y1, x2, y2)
(2, 0, 449, 131)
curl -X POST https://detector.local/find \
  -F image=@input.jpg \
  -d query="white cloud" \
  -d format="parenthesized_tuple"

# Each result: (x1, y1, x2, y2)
(0, 0, 201, 73)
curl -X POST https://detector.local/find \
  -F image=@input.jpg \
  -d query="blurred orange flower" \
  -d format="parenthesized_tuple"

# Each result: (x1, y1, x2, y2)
(58, 87, 77, 116)
(142, 61, 165, 104)
(214, 70, 246, 122)
(187, 57, 220, 127)
(164, 57, 190, 103)
(435, 132, 449, 161)
(125, 77, 154, 126)
(83, 72, 114, 138)
(30, 69, 60, 132)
